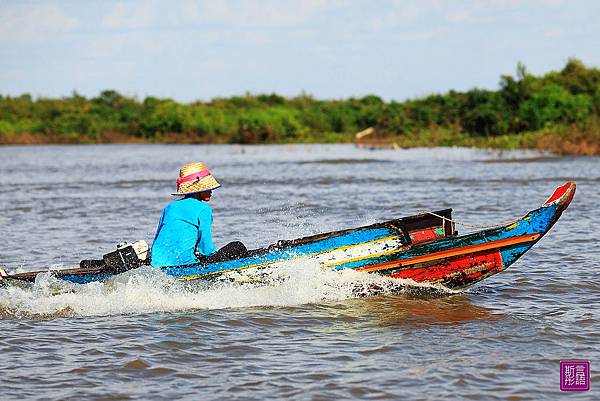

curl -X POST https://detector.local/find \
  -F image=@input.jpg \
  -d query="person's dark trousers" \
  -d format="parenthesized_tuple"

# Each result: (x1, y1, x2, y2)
(215, 241, 247, 260)
(196, 241, 247, 264)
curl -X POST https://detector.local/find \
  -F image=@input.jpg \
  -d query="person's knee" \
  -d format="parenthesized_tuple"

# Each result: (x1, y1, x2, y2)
(230, 241, 247, 252)
(219, 241, 247, 259)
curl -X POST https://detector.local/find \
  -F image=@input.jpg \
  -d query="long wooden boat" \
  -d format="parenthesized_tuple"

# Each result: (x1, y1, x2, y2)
(1, 182, 575, 290)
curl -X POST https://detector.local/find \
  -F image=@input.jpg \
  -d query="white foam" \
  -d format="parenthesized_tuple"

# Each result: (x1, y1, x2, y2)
(0, 261, 454, 319)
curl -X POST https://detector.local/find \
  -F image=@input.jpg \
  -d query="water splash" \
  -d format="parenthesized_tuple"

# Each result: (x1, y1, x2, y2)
(0, 261, 455, 319)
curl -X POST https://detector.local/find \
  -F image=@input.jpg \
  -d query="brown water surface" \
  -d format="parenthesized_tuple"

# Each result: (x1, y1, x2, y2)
(0, 145, 598, 400)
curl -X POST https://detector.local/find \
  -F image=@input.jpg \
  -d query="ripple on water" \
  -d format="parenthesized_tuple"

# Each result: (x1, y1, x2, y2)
(0, 145, 598, 400)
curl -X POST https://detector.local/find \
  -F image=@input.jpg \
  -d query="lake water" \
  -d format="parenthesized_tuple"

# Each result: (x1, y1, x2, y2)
(0, 144, 598, 400)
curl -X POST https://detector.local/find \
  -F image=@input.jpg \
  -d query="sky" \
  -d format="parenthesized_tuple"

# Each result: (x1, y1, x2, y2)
(1, 0, 599, 102)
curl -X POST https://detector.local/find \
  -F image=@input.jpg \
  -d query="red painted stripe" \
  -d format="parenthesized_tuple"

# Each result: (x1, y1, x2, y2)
(389, 250, 503, 282)
(544, 182, 573, 205)
(354, 233, 540, 273)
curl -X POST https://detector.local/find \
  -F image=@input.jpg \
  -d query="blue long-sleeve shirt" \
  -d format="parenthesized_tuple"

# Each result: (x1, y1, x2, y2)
(151, 198, 217, 267)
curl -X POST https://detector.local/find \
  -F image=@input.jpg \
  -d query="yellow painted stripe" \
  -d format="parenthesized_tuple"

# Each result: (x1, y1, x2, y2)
(174, 234, 403, 281)
(175, 261, 271, 281)
(312, 234, 401, 256)
(321, 243, 411, 268)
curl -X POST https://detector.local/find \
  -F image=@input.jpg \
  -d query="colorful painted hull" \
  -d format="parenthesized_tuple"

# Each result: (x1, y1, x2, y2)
(4, 183, 575, 290)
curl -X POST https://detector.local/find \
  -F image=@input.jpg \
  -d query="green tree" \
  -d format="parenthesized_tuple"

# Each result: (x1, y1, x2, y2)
(519, 84, 592, 129)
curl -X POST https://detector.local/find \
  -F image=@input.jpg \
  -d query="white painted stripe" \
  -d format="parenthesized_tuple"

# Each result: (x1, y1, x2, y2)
(176, 236, 407, 281)
(259, 236, 406, 271)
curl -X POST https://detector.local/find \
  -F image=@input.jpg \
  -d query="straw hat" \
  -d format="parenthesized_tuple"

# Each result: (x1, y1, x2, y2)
(172, 161, 221, 196)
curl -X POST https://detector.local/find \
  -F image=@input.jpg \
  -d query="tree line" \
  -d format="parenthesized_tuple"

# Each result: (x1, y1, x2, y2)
(1, 58, 599, 144)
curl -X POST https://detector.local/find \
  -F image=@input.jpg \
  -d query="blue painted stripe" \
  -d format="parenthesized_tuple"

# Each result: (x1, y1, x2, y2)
(60, 273, 114, 284)
(500, 243, 535, 268)
(163, 227, 398, 278)
(333, 254, 393, 271)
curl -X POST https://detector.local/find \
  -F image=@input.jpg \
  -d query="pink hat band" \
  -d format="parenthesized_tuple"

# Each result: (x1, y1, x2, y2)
(176, 170, 212, 192)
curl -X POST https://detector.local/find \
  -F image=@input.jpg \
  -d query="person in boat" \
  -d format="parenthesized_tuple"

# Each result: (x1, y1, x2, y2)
(150, 161, 246, 267)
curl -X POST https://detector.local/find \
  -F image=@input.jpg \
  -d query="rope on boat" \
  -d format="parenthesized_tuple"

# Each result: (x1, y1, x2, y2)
(418, 210, 523, 229)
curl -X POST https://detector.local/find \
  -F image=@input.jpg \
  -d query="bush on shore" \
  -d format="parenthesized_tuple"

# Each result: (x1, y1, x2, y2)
(1, 58, 599, 154)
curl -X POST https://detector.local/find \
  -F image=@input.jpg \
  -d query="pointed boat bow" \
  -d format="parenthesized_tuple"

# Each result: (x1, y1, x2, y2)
(544, 181, 576, 211)
(377, 182, 576, 289)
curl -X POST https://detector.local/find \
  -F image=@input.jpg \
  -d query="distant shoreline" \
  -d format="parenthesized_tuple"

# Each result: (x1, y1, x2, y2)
(355, 128, 599, 156)
(1, 128, 598, 155)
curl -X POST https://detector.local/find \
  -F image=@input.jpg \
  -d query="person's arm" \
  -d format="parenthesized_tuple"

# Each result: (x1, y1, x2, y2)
(150, 209, 166, 265)
(196, 207, 217, 256)
(152, 209, 166, 243)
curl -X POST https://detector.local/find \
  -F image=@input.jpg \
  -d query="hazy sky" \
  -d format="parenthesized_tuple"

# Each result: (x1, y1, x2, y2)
(1, 0, 598, 102)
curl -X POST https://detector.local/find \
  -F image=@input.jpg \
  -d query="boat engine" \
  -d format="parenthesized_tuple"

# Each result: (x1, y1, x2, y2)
(80, 240, 149, 274)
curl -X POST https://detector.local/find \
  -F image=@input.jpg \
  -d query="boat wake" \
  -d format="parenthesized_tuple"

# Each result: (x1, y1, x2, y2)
(0, 261, 457, 319)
